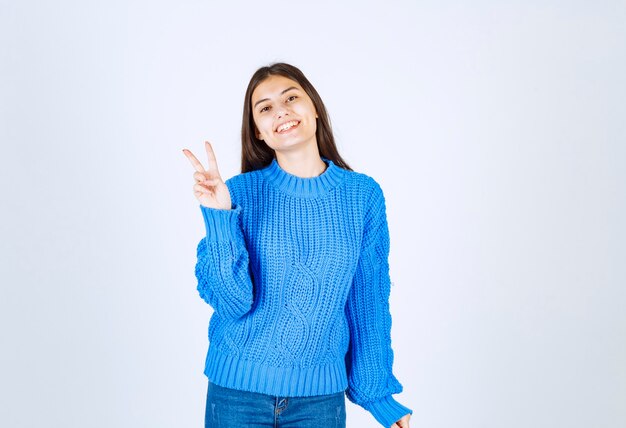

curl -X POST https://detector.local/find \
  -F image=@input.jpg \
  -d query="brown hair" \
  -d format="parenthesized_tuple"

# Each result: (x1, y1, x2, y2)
(240, 62, 353, 173)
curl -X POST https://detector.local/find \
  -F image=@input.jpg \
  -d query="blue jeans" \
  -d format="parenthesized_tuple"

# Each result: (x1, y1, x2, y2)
(205, 381, 347, 428)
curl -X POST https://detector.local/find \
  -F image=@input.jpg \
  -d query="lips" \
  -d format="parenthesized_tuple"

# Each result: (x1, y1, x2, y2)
(276, 120, 300, 133)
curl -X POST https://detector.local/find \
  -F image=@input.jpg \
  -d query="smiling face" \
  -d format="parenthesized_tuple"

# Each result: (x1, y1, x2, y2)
(251, 75, 319, 154)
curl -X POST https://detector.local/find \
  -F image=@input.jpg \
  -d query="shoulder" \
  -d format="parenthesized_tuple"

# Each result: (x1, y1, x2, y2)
(224, 170, 259, 189)
(344, 170, 386, 207)
(223, 170, 263, 203)
(338, 170, 388, 232)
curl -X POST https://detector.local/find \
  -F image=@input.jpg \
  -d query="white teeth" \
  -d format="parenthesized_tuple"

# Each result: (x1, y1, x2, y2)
(277, 121, 299, 132)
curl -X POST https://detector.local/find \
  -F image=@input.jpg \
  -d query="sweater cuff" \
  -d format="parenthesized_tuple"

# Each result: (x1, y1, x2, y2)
(199, 203, 242, 242)
(362, 395, 413, 428)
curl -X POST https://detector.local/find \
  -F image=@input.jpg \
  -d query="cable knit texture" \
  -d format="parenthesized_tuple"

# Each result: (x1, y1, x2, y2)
(194, 156, 413, 427)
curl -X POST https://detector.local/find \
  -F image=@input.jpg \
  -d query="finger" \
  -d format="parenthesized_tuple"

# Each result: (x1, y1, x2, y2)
(193, 171, 206, 183)
(194, 183, 211, 194)
(203, 178, 222, 185)
(194, 172, 222, 186)
(204, 141, 222, 177)
(183, 149, 206, 173)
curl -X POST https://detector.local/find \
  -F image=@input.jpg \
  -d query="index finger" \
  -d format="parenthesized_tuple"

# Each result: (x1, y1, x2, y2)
(182, 149, 205, 172)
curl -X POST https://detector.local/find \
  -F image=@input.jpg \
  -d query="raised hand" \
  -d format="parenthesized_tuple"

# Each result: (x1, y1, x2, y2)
(182, 141, 232, 210)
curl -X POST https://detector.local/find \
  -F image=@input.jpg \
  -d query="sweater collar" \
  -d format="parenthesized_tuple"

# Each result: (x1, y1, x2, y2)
(261, 156, 347, 198)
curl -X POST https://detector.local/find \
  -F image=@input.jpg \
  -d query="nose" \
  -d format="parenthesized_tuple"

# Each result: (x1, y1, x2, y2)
(275, 106, 289, 118)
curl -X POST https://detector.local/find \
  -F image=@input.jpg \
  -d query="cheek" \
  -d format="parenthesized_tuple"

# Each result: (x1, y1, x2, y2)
(302, 101, 317, 118)
(253, 117, 267, 134)
(260, 120, 279, 139)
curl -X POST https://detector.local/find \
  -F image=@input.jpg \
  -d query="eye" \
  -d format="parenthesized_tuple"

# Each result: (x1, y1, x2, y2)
(259, 105, 270, 113)
(286, 95, 297, 102)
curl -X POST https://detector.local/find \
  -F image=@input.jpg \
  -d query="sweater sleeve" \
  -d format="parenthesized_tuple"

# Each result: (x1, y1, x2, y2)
(194, 198, 254, 321)
(344, 180, 413, 428)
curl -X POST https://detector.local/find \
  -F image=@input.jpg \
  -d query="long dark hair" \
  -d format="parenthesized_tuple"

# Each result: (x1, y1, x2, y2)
(240, 62, 353, 173)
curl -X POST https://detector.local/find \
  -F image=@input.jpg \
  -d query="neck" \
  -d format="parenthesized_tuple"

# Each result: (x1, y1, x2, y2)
(274, 153, 328, 178)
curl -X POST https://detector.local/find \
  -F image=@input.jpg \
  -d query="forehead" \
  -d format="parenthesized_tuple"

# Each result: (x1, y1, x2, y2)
(251, 75, 303, 102)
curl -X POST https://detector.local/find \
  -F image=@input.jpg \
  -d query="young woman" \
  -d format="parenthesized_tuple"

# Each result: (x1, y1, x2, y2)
(183, 63, 412, 428)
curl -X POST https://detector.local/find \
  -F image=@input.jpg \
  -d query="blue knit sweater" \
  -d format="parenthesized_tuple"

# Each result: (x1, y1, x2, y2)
(194, 156, 413, 427)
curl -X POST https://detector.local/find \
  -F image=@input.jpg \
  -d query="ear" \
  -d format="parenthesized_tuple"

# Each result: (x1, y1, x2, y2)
(255, 129, 264, 141)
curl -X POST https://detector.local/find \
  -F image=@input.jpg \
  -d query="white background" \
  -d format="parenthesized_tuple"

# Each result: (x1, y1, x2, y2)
(1, 1, 624, 427)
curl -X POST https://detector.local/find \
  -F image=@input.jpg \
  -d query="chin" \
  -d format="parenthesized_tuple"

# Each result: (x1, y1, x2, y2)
(269, 137, 304, 149)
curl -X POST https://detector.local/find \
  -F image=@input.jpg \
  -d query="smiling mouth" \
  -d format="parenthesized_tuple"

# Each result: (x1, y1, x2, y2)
(276, 120, 300, 133)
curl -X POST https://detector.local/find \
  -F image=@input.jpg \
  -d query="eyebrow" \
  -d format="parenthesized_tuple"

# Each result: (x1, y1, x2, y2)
(253, 86, 300, 109)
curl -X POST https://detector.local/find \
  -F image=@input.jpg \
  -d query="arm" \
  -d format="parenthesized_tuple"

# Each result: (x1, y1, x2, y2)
(344, 179, 413, 428)
(194, 199, 254, 320)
